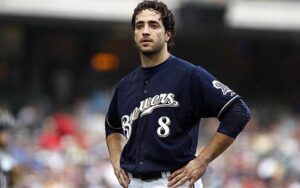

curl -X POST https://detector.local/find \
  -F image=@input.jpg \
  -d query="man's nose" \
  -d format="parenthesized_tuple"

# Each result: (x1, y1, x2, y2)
(142, 25, 150, 35)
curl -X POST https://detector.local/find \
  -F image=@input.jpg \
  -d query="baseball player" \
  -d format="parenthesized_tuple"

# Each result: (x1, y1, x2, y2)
(105, 1, 251, 187)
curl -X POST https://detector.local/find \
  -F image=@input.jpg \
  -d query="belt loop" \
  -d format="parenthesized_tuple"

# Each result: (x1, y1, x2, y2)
(161, 171, 171, 178)
(166, 171, 171, 177)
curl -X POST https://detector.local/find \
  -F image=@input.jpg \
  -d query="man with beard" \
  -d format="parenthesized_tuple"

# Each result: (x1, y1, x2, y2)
(105, 1, 251, 187)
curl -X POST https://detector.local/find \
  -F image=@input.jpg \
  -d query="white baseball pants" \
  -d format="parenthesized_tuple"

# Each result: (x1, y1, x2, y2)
(128, 174, 203, 188)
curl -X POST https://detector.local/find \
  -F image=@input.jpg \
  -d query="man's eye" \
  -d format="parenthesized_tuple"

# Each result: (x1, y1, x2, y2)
(151, 24, 159, 28)
(136, 24, 143, 29)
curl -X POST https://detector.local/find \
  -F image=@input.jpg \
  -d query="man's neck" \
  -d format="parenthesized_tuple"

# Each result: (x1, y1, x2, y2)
(140, 50, 170, 68)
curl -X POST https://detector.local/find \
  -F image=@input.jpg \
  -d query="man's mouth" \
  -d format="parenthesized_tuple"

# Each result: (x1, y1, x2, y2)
(140, 39, 153, 43)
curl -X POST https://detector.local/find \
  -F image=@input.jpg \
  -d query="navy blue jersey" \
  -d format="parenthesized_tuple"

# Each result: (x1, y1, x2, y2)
(105, 55, 240, 173)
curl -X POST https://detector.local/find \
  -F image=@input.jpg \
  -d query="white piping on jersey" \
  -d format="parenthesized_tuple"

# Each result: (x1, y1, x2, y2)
(217, 95, 239, 119)
(105, 117, 122, 130)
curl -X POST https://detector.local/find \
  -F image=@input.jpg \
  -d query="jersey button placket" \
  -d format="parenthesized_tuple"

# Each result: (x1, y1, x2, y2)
(138, 79, 149, 168)
(136, 119, 146, 169)
(139, 141, 145, 166)
(143, 79, 149, 95)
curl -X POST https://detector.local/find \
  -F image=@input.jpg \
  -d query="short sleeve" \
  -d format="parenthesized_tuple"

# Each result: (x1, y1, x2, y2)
(190, 66, 240, 118)
(105, 86, 123, 137)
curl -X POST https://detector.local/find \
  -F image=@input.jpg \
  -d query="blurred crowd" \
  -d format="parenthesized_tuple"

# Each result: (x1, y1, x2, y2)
(1, 92, 300, 188)
(200, 105, 300, 188)
(3, 90, 119, 188)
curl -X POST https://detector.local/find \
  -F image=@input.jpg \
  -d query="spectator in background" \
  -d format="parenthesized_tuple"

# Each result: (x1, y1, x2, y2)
(0, 108, 22, 187)
(38, 112, 86, 151)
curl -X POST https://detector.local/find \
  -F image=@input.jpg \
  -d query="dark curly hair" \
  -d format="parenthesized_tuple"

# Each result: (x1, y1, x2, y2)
(131, 0, 175, 50)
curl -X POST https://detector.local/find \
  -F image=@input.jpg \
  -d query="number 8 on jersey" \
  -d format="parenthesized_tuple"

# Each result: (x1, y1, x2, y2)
(157, 116, 171, 138)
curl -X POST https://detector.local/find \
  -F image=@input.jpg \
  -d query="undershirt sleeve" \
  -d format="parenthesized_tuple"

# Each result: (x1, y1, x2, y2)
(217, 98, 251, 138)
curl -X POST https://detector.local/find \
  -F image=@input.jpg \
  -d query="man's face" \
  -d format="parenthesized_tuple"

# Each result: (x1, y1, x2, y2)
(134, 9, 171, 56)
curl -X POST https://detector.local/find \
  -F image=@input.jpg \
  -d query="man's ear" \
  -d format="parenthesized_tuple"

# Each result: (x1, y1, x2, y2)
(165, 31, 172, 42)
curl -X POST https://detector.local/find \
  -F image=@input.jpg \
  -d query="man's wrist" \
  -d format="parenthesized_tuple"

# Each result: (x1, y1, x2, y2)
(110, 155, 120, 166)
(196, 153, 211, 166)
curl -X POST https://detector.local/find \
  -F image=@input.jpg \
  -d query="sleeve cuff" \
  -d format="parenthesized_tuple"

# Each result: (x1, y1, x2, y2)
(217, 127, 238, 138)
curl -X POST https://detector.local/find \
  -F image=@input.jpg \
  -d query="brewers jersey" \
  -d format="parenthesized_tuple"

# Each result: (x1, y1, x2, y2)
(105, 55, 240, 173)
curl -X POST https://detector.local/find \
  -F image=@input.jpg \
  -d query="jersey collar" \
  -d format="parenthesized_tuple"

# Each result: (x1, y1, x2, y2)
(141, 55, 175, 75)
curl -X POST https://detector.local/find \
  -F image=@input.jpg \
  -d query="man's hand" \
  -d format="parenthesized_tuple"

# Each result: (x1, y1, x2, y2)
(167, 157, 207, 188)
(168, 133, 235, 188)
(112, 160, 130, 188)
(106, 133, 130, 188)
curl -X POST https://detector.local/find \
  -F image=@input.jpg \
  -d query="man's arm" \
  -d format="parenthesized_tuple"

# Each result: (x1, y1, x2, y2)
(168, 133, 234, 188)
(106, 133, 130, 188)
(197, 132, 234, 165)
(168, 99, 251, 188)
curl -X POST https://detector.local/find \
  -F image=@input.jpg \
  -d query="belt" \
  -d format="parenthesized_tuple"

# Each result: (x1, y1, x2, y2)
(128, 171, 172, 180)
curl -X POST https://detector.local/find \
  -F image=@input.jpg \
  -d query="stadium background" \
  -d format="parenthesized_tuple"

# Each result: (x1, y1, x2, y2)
(0, 0, 300, 187)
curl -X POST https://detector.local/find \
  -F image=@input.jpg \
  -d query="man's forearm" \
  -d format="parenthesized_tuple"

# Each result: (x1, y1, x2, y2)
(106, 133, 124, 166)
(196, 132, 234, 165)
(106, 133, 130, 187)
(197, 99, 250, 164)
(168, 132, 235, 188)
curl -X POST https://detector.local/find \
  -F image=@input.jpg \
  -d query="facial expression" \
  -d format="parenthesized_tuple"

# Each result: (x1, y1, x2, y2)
(134, 9, 171, 56)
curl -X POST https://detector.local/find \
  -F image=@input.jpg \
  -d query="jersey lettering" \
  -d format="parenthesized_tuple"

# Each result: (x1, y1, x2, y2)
(121, 116, 132, 139)
(121, 93, 179, 139)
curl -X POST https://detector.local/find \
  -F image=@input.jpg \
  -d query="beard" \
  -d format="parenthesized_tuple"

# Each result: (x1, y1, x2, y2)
(136, 40, 165, 57)
(140, 47, 161, 56)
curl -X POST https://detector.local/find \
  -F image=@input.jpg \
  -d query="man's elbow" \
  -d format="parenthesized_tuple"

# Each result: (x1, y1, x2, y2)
(217, 99, 251, 138)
